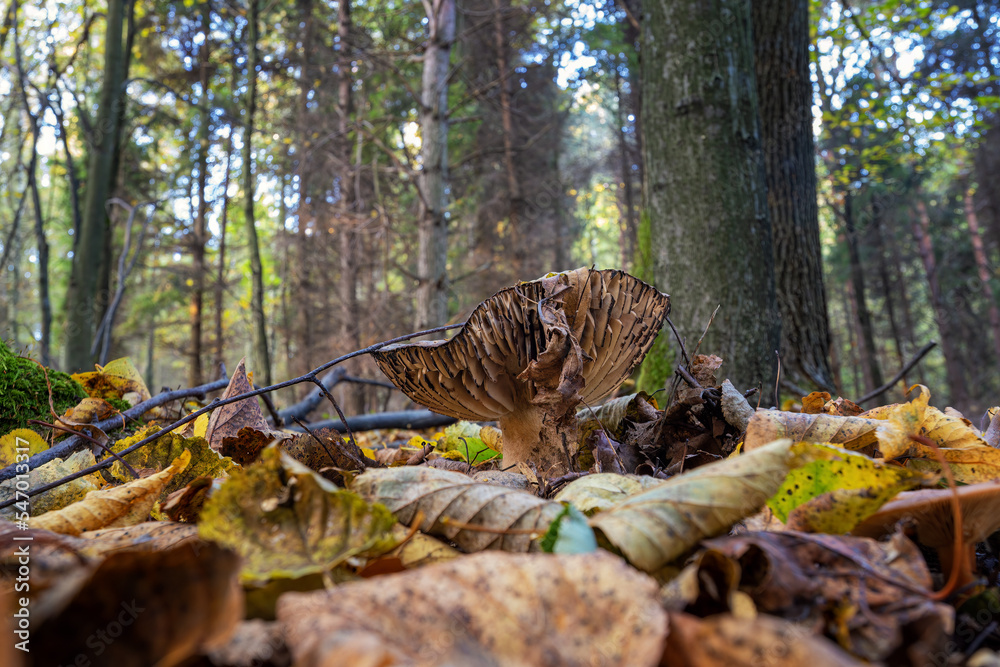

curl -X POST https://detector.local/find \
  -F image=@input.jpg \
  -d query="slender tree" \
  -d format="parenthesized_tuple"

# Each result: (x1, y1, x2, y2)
(63, 0, 125, 371)
(641, 0, 780, 395)
(243, 0, 272, 384)
(190, 1, 213, 387)
(416, 0, 456, 331)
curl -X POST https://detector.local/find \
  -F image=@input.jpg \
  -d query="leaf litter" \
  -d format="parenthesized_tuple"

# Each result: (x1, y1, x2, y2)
(5, 338, 1000, 665)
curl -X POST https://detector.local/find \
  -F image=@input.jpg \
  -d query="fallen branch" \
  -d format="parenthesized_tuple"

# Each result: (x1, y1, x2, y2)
(0, 323, 463, 509)
(0, 375, 231, 483)
(856, 341, 937, 405)
(286, 409, 455, 434)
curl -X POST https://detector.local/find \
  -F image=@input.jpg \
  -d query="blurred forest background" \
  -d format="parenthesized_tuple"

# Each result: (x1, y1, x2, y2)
(0, 0, 998, 419)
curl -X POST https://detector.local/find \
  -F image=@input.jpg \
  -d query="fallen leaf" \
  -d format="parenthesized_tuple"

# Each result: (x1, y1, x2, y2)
(0, 449, 102, 519)
(664, 612, 865, 667)
(30, 450, 191, 535)
(278, 551, 667, 667)
(0, 428, 47, 467)
(198, 444, 397, 583)
(110, 425, 236, 495)
(745, 410, 881, 451)
(554, 472, 664, 514)
(767, 442, 926, 533)
(352, 466, 563, 553)
(539, 504, 597, 554)
(907, 443, 1000, 483)
(162, 476, 216, 522)
(588, 439, 796, 571)
(30, 540, 241, 667)
(205, 358, 286, 448)
(580, 392, 659, 440)
(61, 396, 119, 424)
(802, 391, 833, 414)
(71, 356, 151, 403)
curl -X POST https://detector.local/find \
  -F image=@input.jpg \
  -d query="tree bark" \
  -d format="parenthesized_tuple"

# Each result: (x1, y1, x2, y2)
(214, 125, 235, 372)
(491, 0, 524, 272)
(641, 0, 780, 396)
(913, 199, 968, 409)
(293, 0, 316, 382)
(614, 62, 638, 270)
(752, 0, 834, 393)
(63, 0, 125, 371)
(190, 2, 212, 387)
(842, 192, 884, 393)
(243, 0, 272, 385)
(416, 0, 456, 331)
(964, 187, 1000, 365)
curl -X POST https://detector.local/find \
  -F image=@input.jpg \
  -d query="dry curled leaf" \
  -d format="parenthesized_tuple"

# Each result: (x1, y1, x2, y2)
(352, 466, 564, 552)
(278, 551, 667, 667)
(31, 540, 242, 667)
(0, 449, 103, 519)
(71, 356, 151, 403)
(205, 358, 287, 448)
(30, 450, 191, 536)
(588, 439, 796, 572)
(744, 410, 881, 451)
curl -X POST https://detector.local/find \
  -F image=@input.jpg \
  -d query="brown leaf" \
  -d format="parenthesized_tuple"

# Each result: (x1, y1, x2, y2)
(352, 466, 563, 552)
(278, 551, 666, 667)
(698, 531, 951, 662)
(31, 540, 242, 667)
(744, 410, 882, 451)
(162, 475, 215, 522)
(664, 612, 864, 667)
(205, 358, 286, 448)
(30, 450, 190, 535)
(281, 427, 375, 477)
(219, 425, 275, 466)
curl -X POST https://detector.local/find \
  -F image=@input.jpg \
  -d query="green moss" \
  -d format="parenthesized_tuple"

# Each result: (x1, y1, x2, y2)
(0, 339, 88, 434)
(634, 211, 675, 394)
(107, 397, 132, 413)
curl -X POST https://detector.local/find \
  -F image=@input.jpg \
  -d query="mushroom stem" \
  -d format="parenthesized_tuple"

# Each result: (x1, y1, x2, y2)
(499, 407, 574, 477)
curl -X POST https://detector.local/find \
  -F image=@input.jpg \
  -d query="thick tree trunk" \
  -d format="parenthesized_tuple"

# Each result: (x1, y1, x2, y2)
(416, 0, 456, 331)
(964, 187, 1000, 365)
(491, 0, 524, 273)
(63, 0, 125, 371)
(190, 3, 212, 387)
(641, 0, 780, 396)
(913, 200, 968, 409)
(243, 0, 272, 385)
(752, 0, 834, 394)
(842, 193, 884, 393)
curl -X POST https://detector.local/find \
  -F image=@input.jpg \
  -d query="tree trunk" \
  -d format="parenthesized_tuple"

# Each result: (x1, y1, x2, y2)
(614, 62, 638, 270)
(842, 193, 884, 393)
(13, 14, 51, 366)
(190, 2, 212, 387)
(641, 0, 780, 396)
(416, 0, 456, 332)
(965, 187, 1000, 365)
(63, 0, 125, 371)
(293, 0, 316, 382)
(873, 209, 906, 387)
(491, 0, 524, 273)
(337, 0, 364, 415)
(214, 126, 235, 372)
(752, 0, 834, 393)
(913, 199, 968, 408)
(243, 0, 272, 385)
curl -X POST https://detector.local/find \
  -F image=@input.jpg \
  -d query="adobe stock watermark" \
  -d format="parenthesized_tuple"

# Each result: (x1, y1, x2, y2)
(11, 434, 33, 654)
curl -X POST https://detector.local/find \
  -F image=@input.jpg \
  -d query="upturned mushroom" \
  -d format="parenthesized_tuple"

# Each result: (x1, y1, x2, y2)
(852, 480, 1000, 596)
(373, 269, 670, 477)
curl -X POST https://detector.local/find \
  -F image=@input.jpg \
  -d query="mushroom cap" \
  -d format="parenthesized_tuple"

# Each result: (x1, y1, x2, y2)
(372, 268, 670, 422)
(851, 480, 1000, 548)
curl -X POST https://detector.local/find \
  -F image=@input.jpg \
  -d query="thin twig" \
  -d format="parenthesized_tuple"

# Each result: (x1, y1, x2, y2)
(690, 304, 720, 359)
(663, 314, 690, 367)
(253, 383, 284, 427)
(311, 377, 357, 452)
(0, 323, 464, 509)
(27, 420, 139, 479)
(291, 417, 338, 465)
(857, 341, 937, 404)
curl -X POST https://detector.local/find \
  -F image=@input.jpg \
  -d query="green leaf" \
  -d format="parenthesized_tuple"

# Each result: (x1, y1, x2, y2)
(767, 442, 925, 533)
(199, 444, 398, 583)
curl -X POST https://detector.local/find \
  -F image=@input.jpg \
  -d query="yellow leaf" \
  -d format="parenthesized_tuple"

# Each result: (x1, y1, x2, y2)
(907, 444, 1000, 483)
(0, 429, 48, 467)
(30, 450, 191, 535)
(71, 357, 151, 403)
(768, 442, 926, 533)
(744, 410, 881, 451)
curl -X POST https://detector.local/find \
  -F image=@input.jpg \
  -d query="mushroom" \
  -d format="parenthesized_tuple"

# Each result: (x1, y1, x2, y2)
(373, 268, 670, 476)
(852, 480, 1000, 596)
